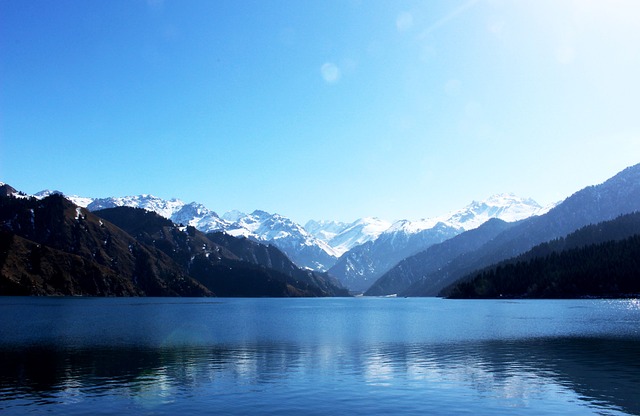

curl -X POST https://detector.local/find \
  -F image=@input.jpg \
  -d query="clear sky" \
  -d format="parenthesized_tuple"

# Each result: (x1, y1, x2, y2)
(1, 0, 639, 223)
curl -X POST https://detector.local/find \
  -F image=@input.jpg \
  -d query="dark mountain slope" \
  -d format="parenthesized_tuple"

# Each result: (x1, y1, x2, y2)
(0, 184, 26, 198)
(0, 231, 141, 296)
(447, 236, 640, 299)
(444, 211, 640, 298)
(0, 194, 211, 296)
(96, 207, 348, 297)
(206, 231, 349, 297)
(403, 163, 640, 296)
(366, 218, 515, 296)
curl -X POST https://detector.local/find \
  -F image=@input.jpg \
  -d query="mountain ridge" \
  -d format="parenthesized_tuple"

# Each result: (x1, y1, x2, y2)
(444, 211, 640, 298)
(400, 162, 640, 297)
(327, 193, 545, 292)
(0, 191, 348, 297)
(24, 188, 547, 276)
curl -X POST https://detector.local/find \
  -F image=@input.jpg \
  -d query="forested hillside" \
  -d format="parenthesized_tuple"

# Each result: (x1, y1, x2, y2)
(446, 213, 640, 298)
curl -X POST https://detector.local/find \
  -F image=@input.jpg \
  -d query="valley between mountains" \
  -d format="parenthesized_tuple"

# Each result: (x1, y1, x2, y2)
(2, 162, 640, 298)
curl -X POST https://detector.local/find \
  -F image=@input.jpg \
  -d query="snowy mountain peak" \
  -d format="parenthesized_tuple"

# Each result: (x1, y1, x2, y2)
(34, 189, 64, 198)
(446, 193, 542, 230)
(222, 210, 339, 269)
(0, 183, 28, 198)
(251, 209, 269, 216)
(304, 220, 348, 241)
(18, 184, 549, 275)
(379, 193, 542, 237)
(170, 202, 229, 232)
(86, 195, 185, 219)
(385, 218, 442, 235)
(33, 189, 93, 207)
(305, 217, 393, 257)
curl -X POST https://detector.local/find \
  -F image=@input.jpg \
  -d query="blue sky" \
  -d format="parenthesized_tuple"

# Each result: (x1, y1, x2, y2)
(2, 0, 639, 223)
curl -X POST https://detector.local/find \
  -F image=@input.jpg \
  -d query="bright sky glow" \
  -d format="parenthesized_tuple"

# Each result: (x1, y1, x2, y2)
(1, 0, 639, 223)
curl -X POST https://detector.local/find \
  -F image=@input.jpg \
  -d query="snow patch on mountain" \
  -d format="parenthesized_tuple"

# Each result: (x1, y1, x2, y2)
(224, 210, 339, 270)
(34, 190, 93, 207)
(304, 220, 349, 242)
(171, 202, 229, 233)
(221, 210, 246, 222)
(1, 183, 29, 199)
(86, 195, 185, 219)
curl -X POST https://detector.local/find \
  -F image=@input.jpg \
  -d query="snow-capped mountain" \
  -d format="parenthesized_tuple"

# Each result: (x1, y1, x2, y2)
(171, 202, 230, 233)
(86, 195, 185, 219)
(328, 194, 545, 293)
(304, 220, 349, 242)
(225, 210, 339, 271)
(385, 193, 545, 234)
(29, 191, 338, 271)
(329, 222, 460, 293)
(32, 193, 231, 233)
(442, 193, 547, 230)
(221, 210, 246, 222)
(34, 189, 94, 208)
(1, 183, 29, 198)
(305, 217, 392, 257)
(401, 162, 640, 297)
(25, 188, 545, 279)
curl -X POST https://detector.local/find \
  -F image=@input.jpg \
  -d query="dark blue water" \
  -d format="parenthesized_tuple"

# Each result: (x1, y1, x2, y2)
(1, 297, 639, 415)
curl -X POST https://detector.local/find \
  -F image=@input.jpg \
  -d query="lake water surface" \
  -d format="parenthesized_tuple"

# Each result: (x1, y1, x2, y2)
(1, 297, 639, 415)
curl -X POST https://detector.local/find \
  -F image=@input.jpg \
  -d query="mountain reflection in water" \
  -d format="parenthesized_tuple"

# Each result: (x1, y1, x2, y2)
(1, 337, 638, 415)
(1, 297, 639, 415)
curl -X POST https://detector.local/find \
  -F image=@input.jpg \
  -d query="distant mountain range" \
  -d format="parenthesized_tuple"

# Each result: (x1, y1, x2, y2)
(3, 162, 639, 299)
(31, 192, 337, 271)
(328, 193, 548, 292)
(304, 217, 392, 257)
(445, 211, 640, 298)
(372, 163, 640, 297)
(0, 186, 348, 297)
(22, 189, 551, 293)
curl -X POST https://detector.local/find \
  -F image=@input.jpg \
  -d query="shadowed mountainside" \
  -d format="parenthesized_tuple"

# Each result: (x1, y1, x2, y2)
(0, 190, 348, 297)
(444, 212, 640, 298)
(0, 193, 210, 296)
(95, 207, 349, 297)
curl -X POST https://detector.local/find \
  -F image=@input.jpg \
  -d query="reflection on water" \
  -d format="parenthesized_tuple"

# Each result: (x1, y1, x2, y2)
(0, 298, 639, 415)
(2, 339, 638, 415)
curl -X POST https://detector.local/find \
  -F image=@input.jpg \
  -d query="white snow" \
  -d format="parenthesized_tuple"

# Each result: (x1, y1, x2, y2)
(221, 210, 246, 222)
(307, 217, 393, 257)
(380, 193, 544, 237)
(67, 196, 94, 208)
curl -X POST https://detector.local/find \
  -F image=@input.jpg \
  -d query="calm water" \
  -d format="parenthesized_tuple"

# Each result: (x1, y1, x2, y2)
(1, 297, 639, 415)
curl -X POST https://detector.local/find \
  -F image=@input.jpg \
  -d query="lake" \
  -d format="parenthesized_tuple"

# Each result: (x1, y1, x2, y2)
(1, 297, 639, 415)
